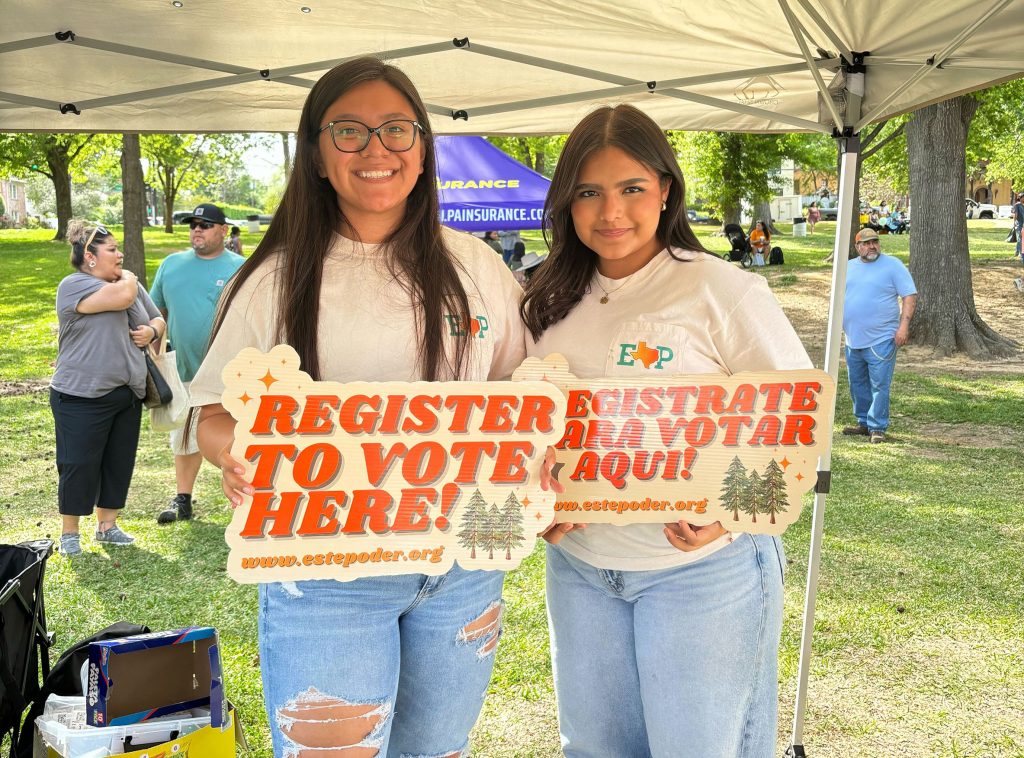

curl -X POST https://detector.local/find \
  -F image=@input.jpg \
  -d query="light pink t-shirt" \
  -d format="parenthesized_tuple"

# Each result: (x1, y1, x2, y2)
(528, 248, 812, 571)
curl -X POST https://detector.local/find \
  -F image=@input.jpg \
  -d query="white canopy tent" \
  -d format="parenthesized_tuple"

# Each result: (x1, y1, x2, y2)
(4, 2, 1023, 754)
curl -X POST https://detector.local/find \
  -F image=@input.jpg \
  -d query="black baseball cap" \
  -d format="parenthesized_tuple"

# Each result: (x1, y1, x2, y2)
(182, 203, 227, 225)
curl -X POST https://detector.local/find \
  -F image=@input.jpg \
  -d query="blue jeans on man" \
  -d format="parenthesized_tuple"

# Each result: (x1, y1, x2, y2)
(845, 338, 898, 432)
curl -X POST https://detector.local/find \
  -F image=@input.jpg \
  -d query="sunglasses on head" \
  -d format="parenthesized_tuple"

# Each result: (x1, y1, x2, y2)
(84, 224, 110, 250)
(189, 220, 217, 230)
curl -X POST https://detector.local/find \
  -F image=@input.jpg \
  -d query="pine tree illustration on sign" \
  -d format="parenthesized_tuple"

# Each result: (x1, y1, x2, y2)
(457, 489, 491, 559)
(720, 456, 749, 521)
(742, 469, 763, 523)
(482, 503, 501, 559)
(496, 491, 526, 559)
(759, 459, 789, 524)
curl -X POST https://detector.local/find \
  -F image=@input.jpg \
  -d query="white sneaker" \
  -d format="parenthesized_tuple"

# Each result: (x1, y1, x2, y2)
(1014, 278, 1023, 292)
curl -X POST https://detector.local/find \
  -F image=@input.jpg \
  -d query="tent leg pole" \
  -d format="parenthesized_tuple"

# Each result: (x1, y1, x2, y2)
(786, 138, 860, 757)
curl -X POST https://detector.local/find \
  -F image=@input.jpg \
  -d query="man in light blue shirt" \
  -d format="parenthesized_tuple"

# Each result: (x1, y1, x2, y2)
(150, 203, 245, 522)
(841, 227, 917, 444)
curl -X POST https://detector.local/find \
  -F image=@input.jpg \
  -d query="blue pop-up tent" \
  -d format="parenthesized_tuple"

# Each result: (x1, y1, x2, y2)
(435, 136, 550, 232)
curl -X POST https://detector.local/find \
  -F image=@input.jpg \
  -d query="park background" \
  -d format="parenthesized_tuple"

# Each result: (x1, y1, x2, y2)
(1, 218, 1022, 755)
(2, 77, 1024, 755)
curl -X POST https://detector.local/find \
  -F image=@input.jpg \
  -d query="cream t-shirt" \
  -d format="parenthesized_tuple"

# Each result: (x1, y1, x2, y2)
(189, 227, 526, 405)
(528, 248, 812, 571)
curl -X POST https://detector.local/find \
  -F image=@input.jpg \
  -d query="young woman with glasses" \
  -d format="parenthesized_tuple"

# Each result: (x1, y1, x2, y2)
(50, 221, 165, 557)
(188, 58, 527, 757)
(522, 105, 811, 757)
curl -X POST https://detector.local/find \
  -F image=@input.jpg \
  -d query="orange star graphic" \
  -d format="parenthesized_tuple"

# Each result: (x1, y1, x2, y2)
(780, 457, 791, 470)
(630, 341, 660, 368)
(521, 496, 531, 508)
(795, 472, 804, 481)
(259, 371, 277, 389)
(239, 392, 252, 405)
(535, 513, 543, 519)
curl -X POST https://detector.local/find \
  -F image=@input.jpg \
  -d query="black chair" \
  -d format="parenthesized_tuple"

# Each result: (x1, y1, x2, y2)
(0, 540, 55, 755)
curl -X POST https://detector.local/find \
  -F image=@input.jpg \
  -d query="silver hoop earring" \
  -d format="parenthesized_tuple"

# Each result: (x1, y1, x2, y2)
(661, 201, 667, 212)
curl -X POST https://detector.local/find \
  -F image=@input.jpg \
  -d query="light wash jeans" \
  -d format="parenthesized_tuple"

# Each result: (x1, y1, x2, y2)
(545, 534, 785, 758)
(845, 337, 898, 433)
(258, 566, 504, 757)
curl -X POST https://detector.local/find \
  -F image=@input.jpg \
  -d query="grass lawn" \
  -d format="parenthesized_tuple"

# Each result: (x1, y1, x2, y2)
(1, 222, 1022, 756)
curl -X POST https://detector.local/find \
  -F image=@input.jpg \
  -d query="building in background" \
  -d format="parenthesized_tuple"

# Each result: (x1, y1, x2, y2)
(0, 177, 28, 227)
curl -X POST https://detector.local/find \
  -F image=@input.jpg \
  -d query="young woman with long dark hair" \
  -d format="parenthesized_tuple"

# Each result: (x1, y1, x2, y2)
(522, 104, 811, 757)
(188, 58, 526, 757)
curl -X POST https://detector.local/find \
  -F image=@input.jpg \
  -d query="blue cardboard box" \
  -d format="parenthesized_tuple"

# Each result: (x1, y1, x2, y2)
(86, 627, 227, 728)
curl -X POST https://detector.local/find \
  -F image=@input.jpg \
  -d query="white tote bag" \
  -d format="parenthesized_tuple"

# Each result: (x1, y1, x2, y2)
(148, 334, 189, 432)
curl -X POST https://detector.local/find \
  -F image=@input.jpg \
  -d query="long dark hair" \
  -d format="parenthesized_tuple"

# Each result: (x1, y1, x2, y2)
(520, 104, 706, 339)
(208, 57, 471, 381)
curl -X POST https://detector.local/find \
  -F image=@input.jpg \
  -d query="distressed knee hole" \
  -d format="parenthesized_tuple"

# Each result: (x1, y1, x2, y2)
(277, 687, 389, 756)
(399, 749, 465, 758)
(456, 600, 502, 658)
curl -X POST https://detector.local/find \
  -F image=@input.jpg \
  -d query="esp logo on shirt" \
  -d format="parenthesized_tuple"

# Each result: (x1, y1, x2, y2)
(616, 340, 674, 370)
(445, 314, 489, 339)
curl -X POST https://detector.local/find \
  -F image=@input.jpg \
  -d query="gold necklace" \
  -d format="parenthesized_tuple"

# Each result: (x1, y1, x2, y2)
(595, 275, 633, 304)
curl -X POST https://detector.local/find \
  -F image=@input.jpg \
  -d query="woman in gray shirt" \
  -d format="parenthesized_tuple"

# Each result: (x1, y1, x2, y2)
(50, 221, 165, 557)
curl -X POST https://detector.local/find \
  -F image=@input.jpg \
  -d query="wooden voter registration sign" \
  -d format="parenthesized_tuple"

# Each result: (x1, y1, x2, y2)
(220, 345, 566, 583)
(513, 355, 836, 536)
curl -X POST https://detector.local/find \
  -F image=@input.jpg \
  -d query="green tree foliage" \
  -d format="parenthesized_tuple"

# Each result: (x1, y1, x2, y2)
(759, 459, 788, 525)
(0, 133, 107, 240)
(719, 456, 749, 521)
(674, 132, 790, 224)
(971, 79, 1024, 188)
(496, 492, 526, 560)
(487, 136, 567, 178)
(457, 489, 491, 559)
(142, 134, 245, 233)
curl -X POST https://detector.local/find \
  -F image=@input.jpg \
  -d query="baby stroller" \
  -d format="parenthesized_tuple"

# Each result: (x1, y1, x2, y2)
(1, 540, 55, 752)
(721, 224, 754, 268)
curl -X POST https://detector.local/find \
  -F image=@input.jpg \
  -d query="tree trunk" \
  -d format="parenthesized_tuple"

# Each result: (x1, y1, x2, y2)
(906, 96, 1018, 358)
(162, 163, 177, 234)
(47, 147, 72, 242)
(749, 198, 778, 235)
(721, 203, 742, 228)
(120, 134, 148, 287)
(281, 133, 292, 178)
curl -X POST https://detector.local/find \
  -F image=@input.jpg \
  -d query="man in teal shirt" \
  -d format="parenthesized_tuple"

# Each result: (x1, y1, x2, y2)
(150, 203, 245, 523)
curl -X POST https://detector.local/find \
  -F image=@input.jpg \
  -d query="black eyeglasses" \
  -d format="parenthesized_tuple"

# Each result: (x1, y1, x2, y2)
(317, 119, 424, 153)
(189, 220, 217, 230)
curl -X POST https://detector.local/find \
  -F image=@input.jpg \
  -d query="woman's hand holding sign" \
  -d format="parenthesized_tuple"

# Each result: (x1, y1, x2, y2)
(197, 403, 253, 508)
(538, 446, 585, 545)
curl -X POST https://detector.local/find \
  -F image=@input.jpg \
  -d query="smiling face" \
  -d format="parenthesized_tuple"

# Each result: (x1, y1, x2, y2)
(84, 234, 123, 282)
(316, 79, 425, 241)
(570, 146, 669, 278)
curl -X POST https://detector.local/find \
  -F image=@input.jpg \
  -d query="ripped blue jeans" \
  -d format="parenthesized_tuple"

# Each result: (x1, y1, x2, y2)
(258, 566, 504, 758)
